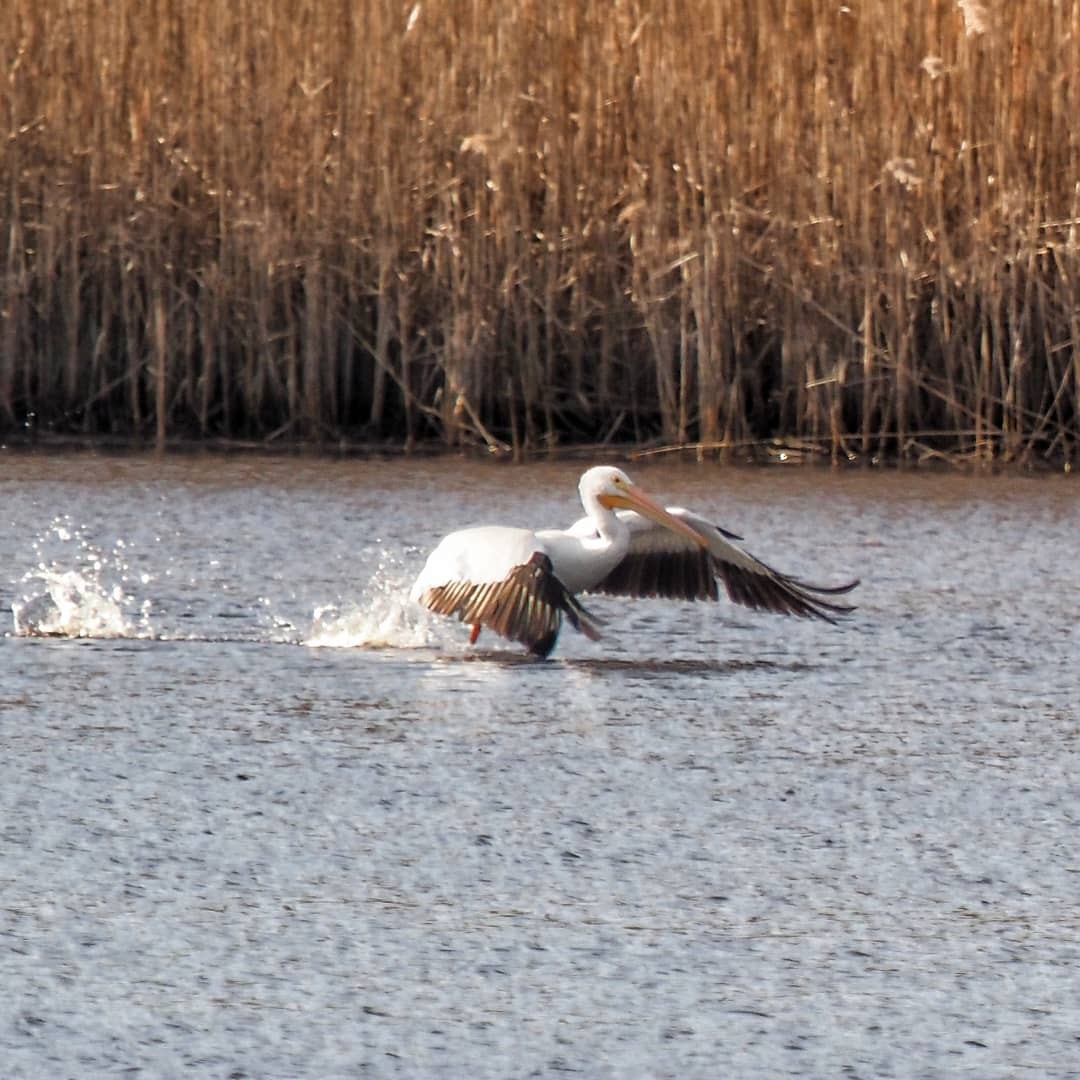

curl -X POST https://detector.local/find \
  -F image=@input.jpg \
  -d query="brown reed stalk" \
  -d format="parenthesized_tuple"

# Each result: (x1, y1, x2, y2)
(1, 0, 1079, 461)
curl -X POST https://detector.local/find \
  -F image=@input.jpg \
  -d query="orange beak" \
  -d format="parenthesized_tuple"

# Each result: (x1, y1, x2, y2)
(599, 483, 709, 548)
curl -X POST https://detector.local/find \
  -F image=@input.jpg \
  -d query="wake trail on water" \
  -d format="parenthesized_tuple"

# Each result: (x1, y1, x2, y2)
(9, 517, 440, 650)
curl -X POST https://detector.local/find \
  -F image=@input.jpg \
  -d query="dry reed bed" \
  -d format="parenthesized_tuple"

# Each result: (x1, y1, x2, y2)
(2, 0, 1079, 461)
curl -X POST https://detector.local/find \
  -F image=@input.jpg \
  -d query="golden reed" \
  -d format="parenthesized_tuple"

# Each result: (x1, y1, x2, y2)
(2, 0, 1079, 462)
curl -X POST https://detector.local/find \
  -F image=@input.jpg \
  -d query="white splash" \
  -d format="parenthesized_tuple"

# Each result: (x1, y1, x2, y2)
(11, 517, 153, 639)
(305, 571, 433, 650)
(254, 596, 306, 645)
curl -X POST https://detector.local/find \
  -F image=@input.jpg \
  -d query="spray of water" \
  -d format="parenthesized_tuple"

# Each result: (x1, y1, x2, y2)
(305, 568, 435, 649)
(10, 519, 440, 650)
(11, 517, 153, 639)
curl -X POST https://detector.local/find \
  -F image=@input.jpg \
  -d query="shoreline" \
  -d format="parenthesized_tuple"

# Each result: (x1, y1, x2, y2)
(1, 431, 1074, 473)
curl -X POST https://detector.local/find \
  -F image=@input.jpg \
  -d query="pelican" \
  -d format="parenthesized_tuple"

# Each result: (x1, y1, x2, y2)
(410, 465, 858, 657)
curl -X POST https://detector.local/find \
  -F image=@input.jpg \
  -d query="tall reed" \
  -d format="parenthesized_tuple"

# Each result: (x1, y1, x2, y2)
(3, 0, 1079, 462)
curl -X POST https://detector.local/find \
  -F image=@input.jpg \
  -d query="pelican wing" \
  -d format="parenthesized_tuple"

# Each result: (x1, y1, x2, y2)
(588, 508, 858, 623)
(416, 551, 603, 657)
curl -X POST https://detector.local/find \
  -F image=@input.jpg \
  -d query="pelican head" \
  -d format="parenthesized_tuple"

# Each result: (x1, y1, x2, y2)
(579, 466, 708, 547)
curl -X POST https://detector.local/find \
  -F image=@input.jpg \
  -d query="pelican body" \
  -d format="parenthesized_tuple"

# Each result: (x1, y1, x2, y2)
(410, 466, 857, 657)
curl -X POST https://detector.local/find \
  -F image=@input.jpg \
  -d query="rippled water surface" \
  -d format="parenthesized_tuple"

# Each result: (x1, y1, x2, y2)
(2, 452, 1079, 1078)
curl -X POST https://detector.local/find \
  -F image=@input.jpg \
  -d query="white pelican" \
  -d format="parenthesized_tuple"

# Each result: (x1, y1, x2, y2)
(410, 465, 858, 657)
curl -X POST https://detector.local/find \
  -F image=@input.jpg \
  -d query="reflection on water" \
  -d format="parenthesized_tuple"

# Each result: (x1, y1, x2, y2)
(2, 452, 1080, 1078)
(460, 653, 810, 677)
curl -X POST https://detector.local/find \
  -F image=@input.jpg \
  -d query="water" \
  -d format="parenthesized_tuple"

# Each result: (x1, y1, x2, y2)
(2, 451, 1078, 1078)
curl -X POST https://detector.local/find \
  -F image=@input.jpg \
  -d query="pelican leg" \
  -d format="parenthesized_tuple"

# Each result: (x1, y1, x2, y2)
(469, 623, 482, 644)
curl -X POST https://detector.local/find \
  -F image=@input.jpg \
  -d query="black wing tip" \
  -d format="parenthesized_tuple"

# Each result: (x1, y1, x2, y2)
(790, 576, 860, 621)
(806, 600, 857, 625)
(718, 563, 859, 624)
(530, 553, 604, 643)
(793, 576, 860, 597)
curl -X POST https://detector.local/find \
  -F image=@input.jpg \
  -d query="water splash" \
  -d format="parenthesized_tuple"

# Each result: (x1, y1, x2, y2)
(305, 570, 433, 650)
(253, 596, 306, 645)
(10, 519, 437, 648)
(11, 518, 153, 639)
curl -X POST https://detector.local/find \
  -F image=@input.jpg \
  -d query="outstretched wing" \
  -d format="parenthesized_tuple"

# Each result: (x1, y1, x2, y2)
(587, 508, 858, 623)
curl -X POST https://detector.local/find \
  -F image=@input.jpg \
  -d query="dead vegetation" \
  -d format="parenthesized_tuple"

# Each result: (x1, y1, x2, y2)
(2, 0, 1079, 463)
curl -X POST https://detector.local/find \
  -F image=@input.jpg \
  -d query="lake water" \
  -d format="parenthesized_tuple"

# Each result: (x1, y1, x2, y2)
(2, 451, 1078, 1078)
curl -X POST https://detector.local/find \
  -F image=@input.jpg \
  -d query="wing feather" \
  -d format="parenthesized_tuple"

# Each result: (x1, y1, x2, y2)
(589, 507, 858, 624)
(417, 552, 603, 657)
